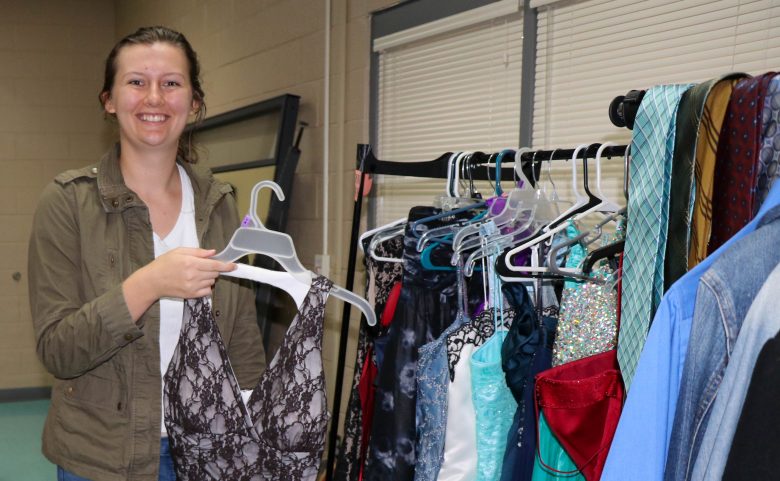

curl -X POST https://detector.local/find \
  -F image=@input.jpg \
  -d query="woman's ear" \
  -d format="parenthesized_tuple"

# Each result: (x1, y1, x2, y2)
(191, 98, 202, 116)
(101, 92, 116, 114)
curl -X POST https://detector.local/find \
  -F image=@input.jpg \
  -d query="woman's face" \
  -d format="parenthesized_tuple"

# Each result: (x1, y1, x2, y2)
(103, 42, 199, 155)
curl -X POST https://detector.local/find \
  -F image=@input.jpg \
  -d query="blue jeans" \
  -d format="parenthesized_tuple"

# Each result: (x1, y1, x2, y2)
(57, 437, 176, 480)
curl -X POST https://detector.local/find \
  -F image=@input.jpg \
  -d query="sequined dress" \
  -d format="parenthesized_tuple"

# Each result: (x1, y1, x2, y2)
(552, 223, 623, 367)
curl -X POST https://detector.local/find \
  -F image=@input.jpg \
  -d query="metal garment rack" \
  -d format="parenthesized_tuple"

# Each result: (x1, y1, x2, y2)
(324, 141, 629, 479)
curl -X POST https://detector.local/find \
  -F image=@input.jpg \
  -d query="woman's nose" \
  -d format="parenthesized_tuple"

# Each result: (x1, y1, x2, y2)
(145, 85, 163, 106)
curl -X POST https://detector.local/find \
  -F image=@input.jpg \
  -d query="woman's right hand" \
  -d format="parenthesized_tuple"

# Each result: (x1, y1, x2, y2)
(122, 247, 236, 322)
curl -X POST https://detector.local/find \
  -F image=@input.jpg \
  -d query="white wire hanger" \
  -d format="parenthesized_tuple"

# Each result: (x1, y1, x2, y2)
(213, 181, 377, 326)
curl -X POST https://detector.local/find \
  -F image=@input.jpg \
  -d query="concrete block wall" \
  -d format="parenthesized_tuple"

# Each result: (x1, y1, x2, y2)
(0, 0, 115, 390)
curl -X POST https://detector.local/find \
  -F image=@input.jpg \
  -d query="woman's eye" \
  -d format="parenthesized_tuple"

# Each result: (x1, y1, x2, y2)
(164, 81, 181, 87)
(128, 79, 143, 86)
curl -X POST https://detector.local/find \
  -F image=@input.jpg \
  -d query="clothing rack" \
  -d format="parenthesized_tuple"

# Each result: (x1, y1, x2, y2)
(324, 141, 629, 480)
(609, 89, 647, 129)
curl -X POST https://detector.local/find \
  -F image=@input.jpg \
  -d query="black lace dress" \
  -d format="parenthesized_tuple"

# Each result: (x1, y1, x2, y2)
(163, 276, 333, 481)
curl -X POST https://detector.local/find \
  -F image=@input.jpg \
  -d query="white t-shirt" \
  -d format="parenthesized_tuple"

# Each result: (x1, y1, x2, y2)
(153, 164, 198, 435)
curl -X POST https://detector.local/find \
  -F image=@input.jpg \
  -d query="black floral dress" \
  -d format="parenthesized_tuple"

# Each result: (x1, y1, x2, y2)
(163, 276, 333, 481)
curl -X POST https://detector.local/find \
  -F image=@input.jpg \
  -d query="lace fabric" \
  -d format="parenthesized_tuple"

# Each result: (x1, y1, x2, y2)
(427, 301, 515, 481)
(164, 276, 333, 481)
(447, 309, 512, 381)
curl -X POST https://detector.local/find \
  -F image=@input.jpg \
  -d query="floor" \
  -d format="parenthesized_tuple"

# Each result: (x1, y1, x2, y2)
(0, 400, 55, 481)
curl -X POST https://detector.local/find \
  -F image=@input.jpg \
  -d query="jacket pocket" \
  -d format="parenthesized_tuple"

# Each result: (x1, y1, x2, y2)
(61, 370, 128, 415)
(52, 374, 130, 473)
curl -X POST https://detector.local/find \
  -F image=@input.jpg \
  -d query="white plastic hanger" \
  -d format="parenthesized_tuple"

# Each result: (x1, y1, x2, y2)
(213, 181, 377, 326)
(546, 143, 590, 226)
(417, 152, 482, 252)
(501, 144, 606, 276)
(222, 264, 311, 308)
(359, 217, 406, 264)
(450, 148, 534, 252)
(368, 224, 405, 263)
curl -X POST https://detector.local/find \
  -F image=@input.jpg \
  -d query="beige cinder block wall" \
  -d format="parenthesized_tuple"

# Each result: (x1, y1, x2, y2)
(0, 0, 116, 390)
(114, 0, 396, 440)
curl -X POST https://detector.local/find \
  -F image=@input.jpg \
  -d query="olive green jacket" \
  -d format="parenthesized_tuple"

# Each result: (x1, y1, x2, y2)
(28, 145, 266, 481)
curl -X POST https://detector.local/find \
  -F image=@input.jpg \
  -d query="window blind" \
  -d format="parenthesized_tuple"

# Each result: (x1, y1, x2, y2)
(533, 0, 780, 208)
(375, 12, 524, 224)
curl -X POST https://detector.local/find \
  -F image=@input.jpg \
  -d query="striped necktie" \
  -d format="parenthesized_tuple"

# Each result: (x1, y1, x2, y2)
(618, 83, 693, 390)
(708, 73, 775, 253)
(688, 77, 743, 269)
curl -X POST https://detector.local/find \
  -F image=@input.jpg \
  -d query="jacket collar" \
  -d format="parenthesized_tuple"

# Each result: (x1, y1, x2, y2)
(95, 143, 229, 214)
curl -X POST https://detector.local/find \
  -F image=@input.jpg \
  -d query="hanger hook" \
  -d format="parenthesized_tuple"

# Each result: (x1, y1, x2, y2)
(485, 152, 496, 194)
(531, 149, 541, 185)
(582, 143, 601, 195)
(623, 143, 632, 201)
(249, 181, 285, 229)
(570, 144, 588, 198)
(596, 141, 616, 199)
(514, 147, 533, 189)
(458, 152, 472, 197)
(460, 153, 469, 195)
(453, 152, 463, 198)
(494, 149, 508, 196)
(546, 148, 559, 195)
(467, 153, 478, 197)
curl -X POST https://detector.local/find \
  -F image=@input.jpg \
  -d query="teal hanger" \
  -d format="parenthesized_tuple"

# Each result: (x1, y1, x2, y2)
(493, 149, 516, 197)
(421, 233, 484, 272)
(414, 207, 489, 251)
(420, 238, 455, 271)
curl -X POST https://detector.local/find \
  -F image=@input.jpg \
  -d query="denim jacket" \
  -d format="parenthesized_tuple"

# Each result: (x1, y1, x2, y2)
(690, 261, 780, 480)
(664, 204, 780, 481)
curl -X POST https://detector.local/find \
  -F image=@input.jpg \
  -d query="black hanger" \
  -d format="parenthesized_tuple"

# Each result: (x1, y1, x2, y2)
(581, 239, 625, 275)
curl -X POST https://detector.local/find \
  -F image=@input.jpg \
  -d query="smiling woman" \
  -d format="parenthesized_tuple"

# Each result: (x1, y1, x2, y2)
(26, 26, 266, 481)
(99, 26, 207, 164)
(104, 43, 195, 154)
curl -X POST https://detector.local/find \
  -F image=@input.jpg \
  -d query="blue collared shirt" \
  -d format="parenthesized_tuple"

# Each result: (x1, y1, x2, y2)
(600, 180, 780, 481)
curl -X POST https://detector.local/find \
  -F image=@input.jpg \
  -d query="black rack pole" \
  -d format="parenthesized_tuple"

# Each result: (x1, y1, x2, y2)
(325, 144, 371, 481)
(516, 144, 628, 163)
